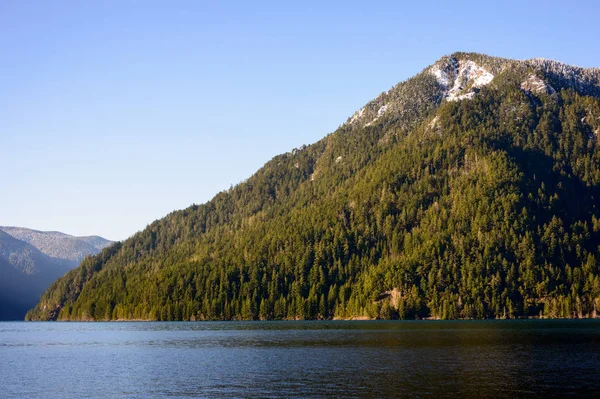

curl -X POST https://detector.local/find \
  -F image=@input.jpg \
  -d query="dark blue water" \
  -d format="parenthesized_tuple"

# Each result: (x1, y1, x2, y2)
(1, 320, 600, 398)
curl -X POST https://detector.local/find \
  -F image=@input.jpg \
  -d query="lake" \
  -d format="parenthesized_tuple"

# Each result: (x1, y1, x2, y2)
(1, 320, 599, 398)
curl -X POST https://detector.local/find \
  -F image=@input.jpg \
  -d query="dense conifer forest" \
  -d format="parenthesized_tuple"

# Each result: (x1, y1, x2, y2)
(27, 53, 600, 321)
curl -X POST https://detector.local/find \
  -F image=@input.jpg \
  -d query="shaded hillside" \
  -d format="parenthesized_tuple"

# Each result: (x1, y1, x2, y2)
(0, 231, 72, 320)
(0, 228, 112, 320)
(27, 52, 600, 321)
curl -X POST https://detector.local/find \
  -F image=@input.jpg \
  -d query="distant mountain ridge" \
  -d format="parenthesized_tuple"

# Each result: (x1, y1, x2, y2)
(0, 226, 113, 266)
(0, 230, 68, 275)
(0, 227, 112, 320)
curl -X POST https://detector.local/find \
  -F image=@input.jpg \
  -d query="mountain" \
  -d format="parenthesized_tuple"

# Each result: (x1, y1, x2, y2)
(27, 52, 600, 321)
(0, 227, 113, 320)
(0, 231, 70, 320)
(0, 226, 113, 267)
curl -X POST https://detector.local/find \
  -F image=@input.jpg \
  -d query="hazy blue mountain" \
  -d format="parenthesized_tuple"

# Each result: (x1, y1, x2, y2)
(0, 231, 69, 319)
(0, 228, 112, 320)
(0, 226, 112, 267)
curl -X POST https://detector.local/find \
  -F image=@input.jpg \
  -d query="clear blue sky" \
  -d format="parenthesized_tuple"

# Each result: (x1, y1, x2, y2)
(1, 0, 599, 241)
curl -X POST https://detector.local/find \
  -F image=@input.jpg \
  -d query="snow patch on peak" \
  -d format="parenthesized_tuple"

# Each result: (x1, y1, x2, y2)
(430, 57, 459, 88)
(431, 65, 450, 87)
(377, 104, 389, 117)
(363, 104, 390, 126)
(431, 58, 494, 102)
(472, 69, 494, 87)
(349, 107, 365, 124)
(447, 60, 494, 101)
(521, 74, 556, 95)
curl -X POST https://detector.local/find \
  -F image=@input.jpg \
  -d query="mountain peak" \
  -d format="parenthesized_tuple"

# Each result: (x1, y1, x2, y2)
(347, 52, 600, 129)
(430, 56, 495, 101)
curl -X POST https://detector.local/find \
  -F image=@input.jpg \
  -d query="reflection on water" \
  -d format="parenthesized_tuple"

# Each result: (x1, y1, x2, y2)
(1, 320, 599, 398)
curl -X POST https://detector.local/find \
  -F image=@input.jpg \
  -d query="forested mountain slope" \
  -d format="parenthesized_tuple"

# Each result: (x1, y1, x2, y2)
(27, 52, 600, 321)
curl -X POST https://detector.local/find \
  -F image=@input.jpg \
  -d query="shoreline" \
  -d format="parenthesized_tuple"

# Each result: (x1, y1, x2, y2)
(21, 316, 600, 322)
